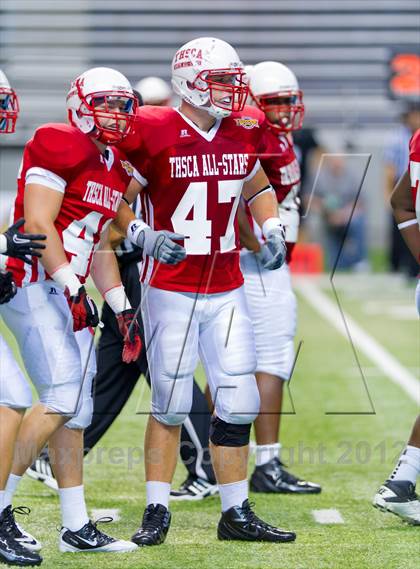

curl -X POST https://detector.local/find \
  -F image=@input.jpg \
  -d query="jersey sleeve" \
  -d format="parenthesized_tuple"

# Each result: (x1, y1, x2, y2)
(409, 129, 420, 162)
(409, 130, 420, 201)
(256, 124, 270, 155)
(117, 119, 151, 186)
(24, 125, 87, 192)
(115, 149, 148, 188)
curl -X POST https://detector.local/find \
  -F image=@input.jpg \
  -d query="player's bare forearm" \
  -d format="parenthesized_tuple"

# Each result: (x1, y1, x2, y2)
(237, 200, 261, 252)
(90, 228, 123, 296)
(384, 163, 397, 199)
(109, 225, 125, 250)
(24, 183, 68, 274)
(125, 177, 143, 204)
(113, 200, 137, 236)
(248, 191, 279, 229)
(242, 167, 279, 228)
(399, 225, 420, 263)
(391, 171, 414, 220)
(112, 178, 144, 235)
(390, 170, 420, 263)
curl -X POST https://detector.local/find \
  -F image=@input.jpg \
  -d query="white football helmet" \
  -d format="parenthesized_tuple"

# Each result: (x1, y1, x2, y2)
(249, 61, 304, 132)
(135, 76, 172, 106)
(66, 67, 138, 144)
(171, 37, 248, 119)
(243, 65, 254, 85)
(0, 69, 19, 134)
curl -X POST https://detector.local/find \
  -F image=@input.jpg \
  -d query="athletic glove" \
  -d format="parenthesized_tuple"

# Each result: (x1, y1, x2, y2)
(65, 285, 99, 332)
(0, 270, 17, 304)
(260, 223, 287, 270)
(116, 308, 142, 363)
(0, 218, 46, 264)
(135, 226, 186, 265)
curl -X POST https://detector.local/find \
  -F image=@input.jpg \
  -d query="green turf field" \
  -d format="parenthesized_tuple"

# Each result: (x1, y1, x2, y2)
(0, 274, 418, 569)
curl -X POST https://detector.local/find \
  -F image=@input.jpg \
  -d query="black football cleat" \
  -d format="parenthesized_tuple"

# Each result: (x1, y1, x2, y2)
(0, 526, 42, 566)
(131, 504, 171, 546)
(59, 518, 137, 553)
(0, 506, 41, 552)
(250, 457, 321, 494)
(218, 499, 296, 543)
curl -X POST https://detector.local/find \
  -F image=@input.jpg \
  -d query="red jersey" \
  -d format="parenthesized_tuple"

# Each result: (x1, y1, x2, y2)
(245, 127, 301, 262)
(409, 128, 420, 226)
(120, 105, 265, 293)
(7, 124, 132, 286)
(258, 128, 300, 203)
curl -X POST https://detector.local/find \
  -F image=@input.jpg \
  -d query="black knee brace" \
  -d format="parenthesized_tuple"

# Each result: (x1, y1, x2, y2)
(209, 416, 252, 447)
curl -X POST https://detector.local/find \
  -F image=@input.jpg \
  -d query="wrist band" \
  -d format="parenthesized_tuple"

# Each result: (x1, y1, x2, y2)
(0, 234, 7, 255)
(51, 263, 81, 296)
(104, 284, 131, 314)
(127, 219, 149, 245)
(397, 219, 418, 230)
(262, 217, 282, 238)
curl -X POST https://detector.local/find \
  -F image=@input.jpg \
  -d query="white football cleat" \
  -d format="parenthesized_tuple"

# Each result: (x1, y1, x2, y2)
(373, 480, 420, 525)
(59, 519, 137, 553)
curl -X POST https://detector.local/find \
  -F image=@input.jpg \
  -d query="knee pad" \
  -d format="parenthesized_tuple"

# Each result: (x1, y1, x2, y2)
(65, 394, 93, 429)
(210, 416, 251, 447)
(152, 410, 189, 427)
(39, 379, 83, 417)
(214, 372, 260, 425)
(151, 374, 194, 427)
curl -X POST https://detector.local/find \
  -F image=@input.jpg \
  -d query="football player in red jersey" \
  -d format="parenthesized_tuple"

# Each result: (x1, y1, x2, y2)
(372, 129, 420, 525)
(0, 68, 47, 568)
(115, 37, 295, 545)
(238, 61, 321, 495)
(0, 67, 141, 556)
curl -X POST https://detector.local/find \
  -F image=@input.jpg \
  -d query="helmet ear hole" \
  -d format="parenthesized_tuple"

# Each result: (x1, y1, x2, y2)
(186, 80, 195, 91)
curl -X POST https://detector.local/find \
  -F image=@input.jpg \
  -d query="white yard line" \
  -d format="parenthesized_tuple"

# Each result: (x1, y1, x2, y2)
(294, 279, 420, 405)
(312, 509, 344, 524)
(91, 508, 121, 522)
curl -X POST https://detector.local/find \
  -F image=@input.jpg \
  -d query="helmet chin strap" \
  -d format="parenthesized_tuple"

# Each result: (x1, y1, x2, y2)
(199, 97, 230, 119)
(183, 91, 228, 118)
(206, 105, 231, 119)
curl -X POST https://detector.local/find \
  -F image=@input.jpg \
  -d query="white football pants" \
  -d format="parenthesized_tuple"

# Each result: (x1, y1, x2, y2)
(240, 251, 297, 380)
(0, 281, 96, 428)
(141, 284, 260, 426)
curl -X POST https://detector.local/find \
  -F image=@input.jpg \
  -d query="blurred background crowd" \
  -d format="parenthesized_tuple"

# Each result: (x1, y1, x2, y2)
(1, 0, 419, 276)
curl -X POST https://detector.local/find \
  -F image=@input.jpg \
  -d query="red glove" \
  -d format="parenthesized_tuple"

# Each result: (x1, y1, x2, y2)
(117, 308, 142, 363)
(65, 286, 99, 332)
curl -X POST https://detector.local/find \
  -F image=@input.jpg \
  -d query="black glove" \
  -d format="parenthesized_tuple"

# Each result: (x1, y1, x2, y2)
(2, 218, 46, 264)
(0, 270, 17, 304)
